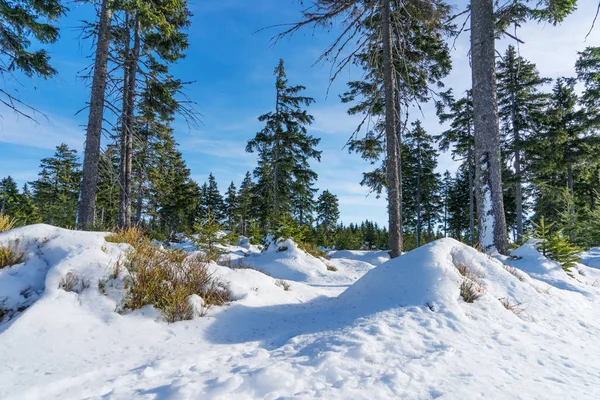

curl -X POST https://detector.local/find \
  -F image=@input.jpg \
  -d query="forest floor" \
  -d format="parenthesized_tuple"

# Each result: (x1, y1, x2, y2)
(1, 225, 600, 399)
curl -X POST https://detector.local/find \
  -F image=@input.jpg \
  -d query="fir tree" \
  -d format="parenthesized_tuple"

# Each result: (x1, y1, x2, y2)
(236, 172, 256, 236)
(31, 144, 81, 227)
(224, 182, 238, 231)
(402, 121, 441, 247)
(497, 45, 550, 243)
(0, 177, 20, 217)
(246, 59, 321, 229)
(316, 190, 340, 234)
(436, 90, 476, 245)
(205, 173, 225, 222)
(0, 0, 64, 117)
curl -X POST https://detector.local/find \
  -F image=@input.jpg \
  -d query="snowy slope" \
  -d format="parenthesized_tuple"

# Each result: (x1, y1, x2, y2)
(1, 227, 600, 399)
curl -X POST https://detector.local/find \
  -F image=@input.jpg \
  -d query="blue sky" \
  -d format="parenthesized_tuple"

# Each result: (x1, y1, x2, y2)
(0, 0, 599, 225)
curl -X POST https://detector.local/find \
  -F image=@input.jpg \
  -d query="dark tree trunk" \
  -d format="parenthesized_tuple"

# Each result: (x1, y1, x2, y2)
(468, 147, 475, 246)
(416, 162, 422, 247)
(470, 0, 508, 254)
(383, 0, 402, 258)
(77, 0, 113, 230)
(119, 16, 141, 228)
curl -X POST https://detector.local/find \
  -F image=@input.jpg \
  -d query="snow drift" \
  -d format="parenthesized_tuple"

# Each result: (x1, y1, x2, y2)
(2, 227, 600, 399)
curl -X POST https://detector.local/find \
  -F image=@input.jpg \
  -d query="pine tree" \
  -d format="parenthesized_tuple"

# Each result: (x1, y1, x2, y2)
(436, 90, 476, 245)
(0, 177, 20, 217)
(15, 184, 40, 226)
(402, 121, 441, 247)
(0, 0, 64, 117)
(497, 45, 550, 243)
(31, 144, 81, 227)
(224, 182, 238, 231)
(528, 78, 597, 228)
(340, 1, 452, 257)
(236, 172, 256, 236)
(246, 59, 321, 229)
(204, 173, 225, 222)
(316, 190, 340, 234)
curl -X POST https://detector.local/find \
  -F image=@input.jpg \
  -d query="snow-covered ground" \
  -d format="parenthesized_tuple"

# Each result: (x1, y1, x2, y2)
(1, 225, 600, 399)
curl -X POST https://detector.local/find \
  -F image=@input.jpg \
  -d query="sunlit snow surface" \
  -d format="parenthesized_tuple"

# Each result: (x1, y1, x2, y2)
(2, 225, 600, 399)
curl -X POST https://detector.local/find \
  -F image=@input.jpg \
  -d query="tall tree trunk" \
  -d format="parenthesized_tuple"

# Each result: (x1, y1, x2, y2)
(383, 0, 402, 258)
(514, 135, 524, 243)
(468, 147, 475, 246)
(513, 96, 524, 243)
(416, 162, 421, 247)
(470, 0, 508, 254)
(77, 0, 113, 230)
(119, 16, 141, 228)
(567, 159, 575, 216)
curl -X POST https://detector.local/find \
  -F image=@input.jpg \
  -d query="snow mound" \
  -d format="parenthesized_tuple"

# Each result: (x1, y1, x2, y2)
(329, 249, 390, 266)
(339, 238, 546, 317)
(237, 238, 330, 283)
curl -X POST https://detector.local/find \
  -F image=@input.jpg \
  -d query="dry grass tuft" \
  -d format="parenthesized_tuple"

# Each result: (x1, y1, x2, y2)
(299, 241, 328, 259)
(460, 279, 484, 303)
(499, 297, 525, 316)
(275, 279, 291, 291)
(105, 226, 146, 247)
(218, 256, 272, 276)
(0, 214, 16, 233)
(503, 265, 525, 282)
(0, 240, 26, 269)
(59, 271, 90, 293)
(121, 238, 230, 323)
(326, 264, 338, 272)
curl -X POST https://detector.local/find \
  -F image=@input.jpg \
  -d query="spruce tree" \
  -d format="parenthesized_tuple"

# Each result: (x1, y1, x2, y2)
(437, 90, 476, 245)
(316, 190, 340, 234)
(205, 173, 225, 222)
(31, 144, 81, 227)
(246, 59, 321, 229)
(402, 121, 441, 247)
(224, 182, 238, 231)
(236, 172, 256, 236)
(497, 45, 550, 243)
(0, 0, 64, 117)
(0, 177, 20, 217)
(528, 78, 596, 229)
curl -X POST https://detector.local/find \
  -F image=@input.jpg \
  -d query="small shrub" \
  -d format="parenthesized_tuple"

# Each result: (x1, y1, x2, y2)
(0, 214, 16, 233)
(533, 217, 581, 275)
(327, 264, 338, 272)
(275, 279, 291, 291)
(499, 297, 525, 316)
(219, 257, 272, 276)
(105, 226, 145, 247)
(98, 278, 107, 295)
(59, 271, 90, 293)
(0, 298, 7, 322)
(122, 239, 231, 323)
(277, 246, 288, 252)
(455, 263, 468, 277)
(460, 279, 483, 303)
(193, 212, 225, 262)
(503, 265, 525, 282)
(299, 241, 328, 259)
(0, 240, 26, 269)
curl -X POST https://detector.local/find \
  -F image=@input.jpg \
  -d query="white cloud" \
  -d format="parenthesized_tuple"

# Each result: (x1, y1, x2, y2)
(0, 108, 84, 151)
